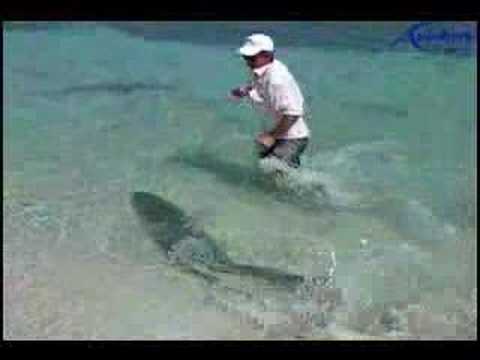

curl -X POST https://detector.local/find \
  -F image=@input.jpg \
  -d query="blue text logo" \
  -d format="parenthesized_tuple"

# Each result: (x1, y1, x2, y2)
(390, 22, 476, 55)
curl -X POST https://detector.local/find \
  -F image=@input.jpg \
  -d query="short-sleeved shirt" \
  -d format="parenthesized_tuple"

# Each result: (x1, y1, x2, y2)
(247, 59, 310, 139)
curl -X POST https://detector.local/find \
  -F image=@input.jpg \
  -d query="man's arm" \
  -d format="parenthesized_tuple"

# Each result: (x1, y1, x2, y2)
(256, 114, 299, 148)
(268, 115, 299, 139)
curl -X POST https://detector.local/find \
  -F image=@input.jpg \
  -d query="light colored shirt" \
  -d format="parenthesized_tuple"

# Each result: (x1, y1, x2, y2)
(247, 59, 310, 139)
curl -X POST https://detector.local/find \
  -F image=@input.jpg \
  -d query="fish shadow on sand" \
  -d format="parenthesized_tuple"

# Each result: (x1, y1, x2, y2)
(59, 81, 176, 96)
(168, 150, 270, 191)
(166, 148, 460, 247)
(36, 81, 177, 98)
(340, 100, 409, 118)
(130, 191, 334, 292)
(165, 149, 333, 213)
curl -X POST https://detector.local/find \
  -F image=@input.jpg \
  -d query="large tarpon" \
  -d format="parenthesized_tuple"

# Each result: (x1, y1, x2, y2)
(130, 191, 334, 294)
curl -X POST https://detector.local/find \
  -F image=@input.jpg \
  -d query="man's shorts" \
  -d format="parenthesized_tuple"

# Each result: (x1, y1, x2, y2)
(258, 137, 309, 168)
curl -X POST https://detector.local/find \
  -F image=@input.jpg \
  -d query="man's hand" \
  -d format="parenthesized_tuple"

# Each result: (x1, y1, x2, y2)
(255, 132, 275, 148)
(229, 85, 251, 100)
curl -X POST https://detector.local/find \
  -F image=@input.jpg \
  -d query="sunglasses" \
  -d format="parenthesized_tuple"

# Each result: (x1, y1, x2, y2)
(242, 55, 257, 62)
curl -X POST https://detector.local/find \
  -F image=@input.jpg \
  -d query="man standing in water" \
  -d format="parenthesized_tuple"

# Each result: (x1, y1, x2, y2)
(229, 33, 311, 169)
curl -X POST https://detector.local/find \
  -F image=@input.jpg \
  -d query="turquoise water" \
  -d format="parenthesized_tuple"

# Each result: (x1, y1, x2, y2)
(3, 22, 477, 339)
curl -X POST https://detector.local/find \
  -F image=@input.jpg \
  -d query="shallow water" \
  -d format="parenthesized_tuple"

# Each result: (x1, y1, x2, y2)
(3, 21, 477, 340)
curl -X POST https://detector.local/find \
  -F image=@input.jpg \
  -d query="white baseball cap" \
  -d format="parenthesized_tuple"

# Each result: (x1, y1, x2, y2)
(237, 33, 274, 57)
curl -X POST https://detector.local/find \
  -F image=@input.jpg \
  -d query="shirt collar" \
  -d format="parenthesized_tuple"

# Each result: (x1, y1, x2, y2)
(252, 59, 275, 78)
